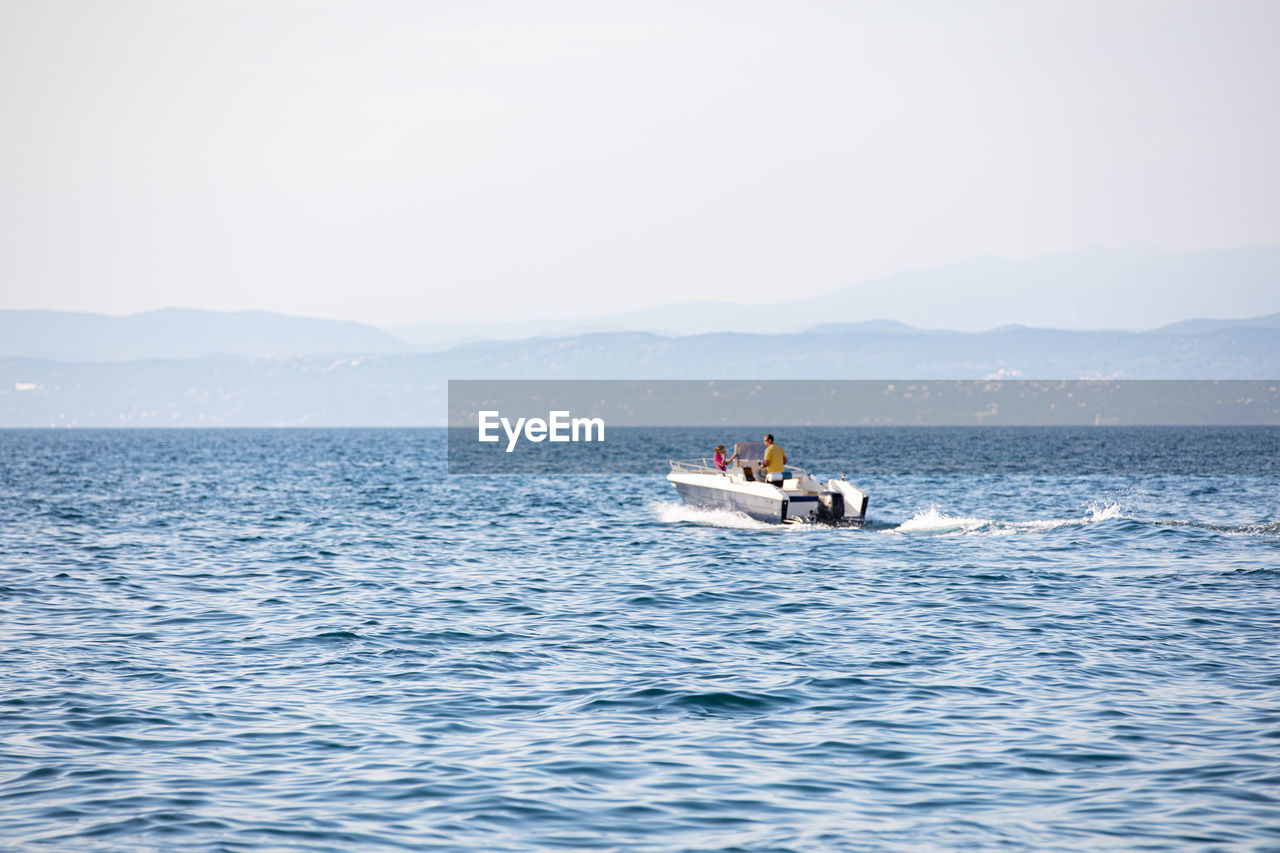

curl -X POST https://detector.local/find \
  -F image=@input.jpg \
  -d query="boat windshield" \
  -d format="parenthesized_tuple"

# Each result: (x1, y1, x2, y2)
(733, 441, 766, 471)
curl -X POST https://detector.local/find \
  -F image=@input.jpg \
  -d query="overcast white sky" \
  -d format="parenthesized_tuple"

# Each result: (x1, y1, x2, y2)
(1, 0, 1277, 325)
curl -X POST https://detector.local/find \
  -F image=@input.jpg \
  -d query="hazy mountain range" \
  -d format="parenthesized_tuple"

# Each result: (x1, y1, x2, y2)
(0, 308, 410, 362)
(3, 323, 1278, 426)
(388, 244, 1280, 347)
(5, 306, 1280, 365)
(4, 244, 1279, 361)
(2, 244, 1277, 425)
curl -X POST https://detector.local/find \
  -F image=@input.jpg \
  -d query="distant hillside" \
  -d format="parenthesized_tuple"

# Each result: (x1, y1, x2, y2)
(389, 244, 1280, 345)
(3, 324, 1277, 426)
(776, 244, 1280, 334)
(805, 320, 924, 335)
(436, 327, 1280, 380)
(9, 246, 1279, 359)
(1149, 312, 1280, 335)
(0, 308, 413, 361)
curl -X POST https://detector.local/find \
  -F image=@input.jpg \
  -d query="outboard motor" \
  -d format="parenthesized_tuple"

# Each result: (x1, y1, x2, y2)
(817, 490, 845, 524)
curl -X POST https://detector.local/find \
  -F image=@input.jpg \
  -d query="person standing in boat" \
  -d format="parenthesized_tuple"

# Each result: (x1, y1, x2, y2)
(762, 434, 787, 486)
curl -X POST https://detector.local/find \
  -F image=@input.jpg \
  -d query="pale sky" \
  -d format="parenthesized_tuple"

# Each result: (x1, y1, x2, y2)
(1, 0, 1278, 325)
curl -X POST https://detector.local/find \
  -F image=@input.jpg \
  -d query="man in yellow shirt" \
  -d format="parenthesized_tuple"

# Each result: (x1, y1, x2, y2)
(762, 433, 787, 487)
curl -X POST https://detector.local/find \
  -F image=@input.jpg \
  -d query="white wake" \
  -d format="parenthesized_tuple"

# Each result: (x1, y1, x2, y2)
(651, 501, 778, 530)
(889, 501, 1127, 536)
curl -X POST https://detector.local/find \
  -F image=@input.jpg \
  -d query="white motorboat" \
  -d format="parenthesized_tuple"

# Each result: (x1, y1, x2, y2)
(667, 441, 869, 526)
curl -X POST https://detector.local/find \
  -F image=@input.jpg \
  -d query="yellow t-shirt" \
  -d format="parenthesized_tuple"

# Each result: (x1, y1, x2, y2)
(763, 443, 785, 473)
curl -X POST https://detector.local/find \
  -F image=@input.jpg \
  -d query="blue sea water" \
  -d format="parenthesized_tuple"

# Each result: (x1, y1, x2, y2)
(1, 427, 1278, 851)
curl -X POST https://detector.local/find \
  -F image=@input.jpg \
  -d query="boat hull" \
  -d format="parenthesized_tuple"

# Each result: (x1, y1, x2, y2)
(669, 473, 786, 523)
(667, 470, 868, 526)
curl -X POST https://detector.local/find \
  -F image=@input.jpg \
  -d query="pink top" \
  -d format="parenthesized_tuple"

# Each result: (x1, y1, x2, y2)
(714, 451, 727, 471)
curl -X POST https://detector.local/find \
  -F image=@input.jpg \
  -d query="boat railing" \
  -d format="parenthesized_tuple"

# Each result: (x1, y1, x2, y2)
(669, 458, 723, 474)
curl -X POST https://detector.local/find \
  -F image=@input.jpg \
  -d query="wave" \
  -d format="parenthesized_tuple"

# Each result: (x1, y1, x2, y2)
(652, 500, 1131, 534)
(1150, 518, 1280, 537)
(889, 502, 1279, 538)
(890, 501, 1127, 536)
(654, 498, 1276, 539)
(651, 501, 776, 530)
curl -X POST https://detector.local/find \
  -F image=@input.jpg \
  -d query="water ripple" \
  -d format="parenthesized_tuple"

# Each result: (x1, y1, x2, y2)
(0, 428, 1278, 850)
